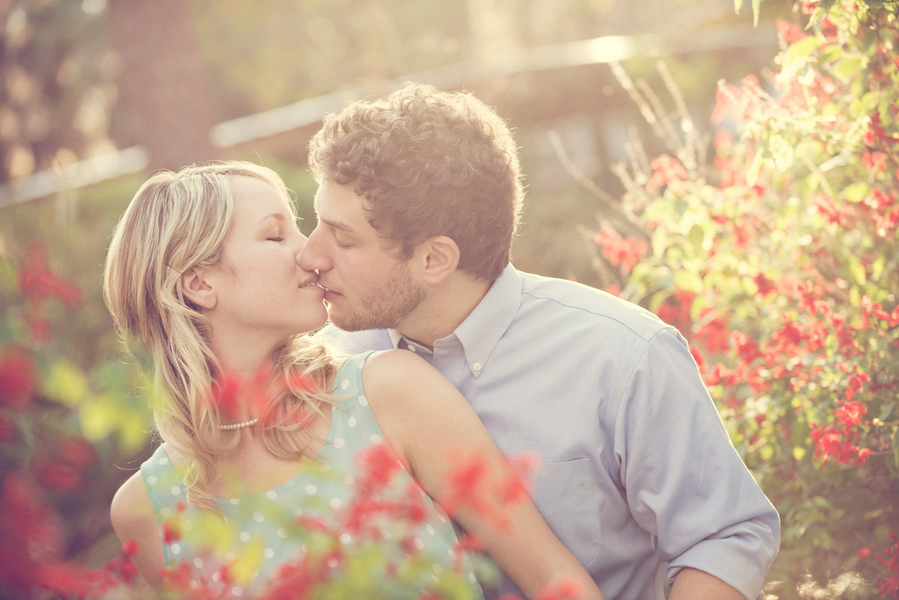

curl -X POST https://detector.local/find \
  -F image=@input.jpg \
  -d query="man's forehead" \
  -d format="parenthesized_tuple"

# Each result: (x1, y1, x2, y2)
(314, 182, 364, 232)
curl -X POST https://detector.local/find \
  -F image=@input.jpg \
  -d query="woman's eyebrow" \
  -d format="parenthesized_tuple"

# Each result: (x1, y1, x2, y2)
(256, 213, 288, 226)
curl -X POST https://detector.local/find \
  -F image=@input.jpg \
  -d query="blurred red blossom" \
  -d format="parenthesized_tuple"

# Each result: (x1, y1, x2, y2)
(593, 228, 648, 272)
(0, 350, 37, 411)
(646, 155, 688, 191)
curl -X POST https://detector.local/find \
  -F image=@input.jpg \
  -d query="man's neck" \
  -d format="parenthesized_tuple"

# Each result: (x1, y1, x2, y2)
(397, 274, 494, 350)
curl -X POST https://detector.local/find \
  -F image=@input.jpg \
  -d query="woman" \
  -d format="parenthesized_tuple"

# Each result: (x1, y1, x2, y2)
(104, 162, 603, 600)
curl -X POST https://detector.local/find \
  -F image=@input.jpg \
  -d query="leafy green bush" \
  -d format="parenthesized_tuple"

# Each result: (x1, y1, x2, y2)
(585, 1, 898, 596)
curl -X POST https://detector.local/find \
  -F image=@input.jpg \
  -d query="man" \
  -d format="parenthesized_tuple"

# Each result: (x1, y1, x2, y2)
(299, 83, 779, 600)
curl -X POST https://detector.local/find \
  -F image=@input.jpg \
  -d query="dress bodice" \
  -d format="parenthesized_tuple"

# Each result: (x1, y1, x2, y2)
(140, 352, 483, 599)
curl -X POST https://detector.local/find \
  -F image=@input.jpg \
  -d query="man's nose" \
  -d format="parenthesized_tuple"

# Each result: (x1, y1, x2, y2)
(298, 227, 330, 272)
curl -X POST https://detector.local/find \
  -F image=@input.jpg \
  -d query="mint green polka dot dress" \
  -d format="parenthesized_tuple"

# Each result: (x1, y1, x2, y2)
(140, 352, 484, 599)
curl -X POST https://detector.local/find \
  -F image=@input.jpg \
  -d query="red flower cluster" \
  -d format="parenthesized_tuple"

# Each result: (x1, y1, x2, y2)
(0, 470, 140, 597)
(776, 18, 807, 44)
(0, 349, 36, 411)
(646, 155, 688, 191)
(593, 228, 648, 272)
(655, 289, 695, 337)
(17, 244, 82, 342)
(809, 399, 870, 466)
(858, 533, 899, 598)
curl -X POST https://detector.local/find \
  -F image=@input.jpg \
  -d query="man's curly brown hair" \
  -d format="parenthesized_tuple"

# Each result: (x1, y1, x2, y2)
(307, 82, 523, 281)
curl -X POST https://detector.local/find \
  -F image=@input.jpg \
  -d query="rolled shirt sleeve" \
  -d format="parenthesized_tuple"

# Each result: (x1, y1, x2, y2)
(614, 327, 780, 599)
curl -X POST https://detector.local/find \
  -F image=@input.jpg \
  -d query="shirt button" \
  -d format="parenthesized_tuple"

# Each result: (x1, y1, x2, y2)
(472, 363, 482, 371)
(407, 346, 416, 353)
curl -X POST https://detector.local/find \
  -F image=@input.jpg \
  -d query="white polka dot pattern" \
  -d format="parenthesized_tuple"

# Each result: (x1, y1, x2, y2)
(137, 352, 483, 600)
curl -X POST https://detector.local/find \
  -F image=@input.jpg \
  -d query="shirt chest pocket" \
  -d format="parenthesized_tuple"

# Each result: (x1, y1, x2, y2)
(528, 457, 602, 568)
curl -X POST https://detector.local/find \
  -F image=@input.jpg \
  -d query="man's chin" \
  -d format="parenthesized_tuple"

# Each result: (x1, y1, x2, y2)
(328, 311, 386, 333)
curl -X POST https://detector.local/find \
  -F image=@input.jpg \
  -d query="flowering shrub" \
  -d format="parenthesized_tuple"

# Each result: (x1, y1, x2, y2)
(580, 0, 899, 595)
(0, 241, 149, 599)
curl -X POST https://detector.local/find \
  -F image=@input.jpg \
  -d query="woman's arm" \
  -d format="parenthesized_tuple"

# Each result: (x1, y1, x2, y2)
(362, 350, 604, 600)
(110, 471, 166, 589)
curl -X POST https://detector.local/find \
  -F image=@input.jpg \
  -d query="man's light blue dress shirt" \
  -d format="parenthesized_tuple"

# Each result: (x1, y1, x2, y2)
(319, 264, 780, 600)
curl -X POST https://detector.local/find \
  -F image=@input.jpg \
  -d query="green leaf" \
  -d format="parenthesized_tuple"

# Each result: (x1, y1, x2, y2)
(893, 427, 899, 467)
(118, 410, 150, 451)
(806, 5, 827, 29)
(674, 269, 704, 294)
(848, 256, 866, 285)
(746, 150, 763, 187)
(43, 360, 89, 407)
(0, 258, 16, 294)
(791, 36, 821, 59)
(769, 134, 794, 172)
(843, 181, 869, 203)
(833, 56, 864, 83)
(879, 403, 894, 421)
(79, 394, 120, 442)
(688, 224, 705, 254)
(752, 0, 761, 26)
(872, 255, 884, 281)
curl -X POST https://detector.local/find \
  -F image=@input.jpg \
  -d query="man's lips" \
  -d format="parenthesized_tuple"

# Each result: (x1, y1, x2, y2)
(318, 285, 341, 300)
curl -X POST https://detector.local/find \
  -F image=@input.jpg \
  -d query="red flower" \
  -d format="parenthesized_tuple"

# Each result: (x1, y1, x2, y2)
(18, 246, 81, 306)
(440, 450, 510, 529)
(695, 310, 730, 354)
(57, 436, 97, 469)
(121, 540, 140, 558)
(0, 351, 36, 411)
(776, 18, 806, 44)
(0, 415, 18, 444)
(536, 576, 585, 600)
(286, 372, 319, 395)
(646, 155, 688, 191)
(37, 463, 85, 493)
(161, 518, 182, 544)
(356, 443, 402, 487)
(834, 401, 865, 426)
(754, 273, 777, 297)
(212, 371, 243, 422)
(861, 150, 887, 173)
(593, 228, 648, 272)
(705, 363, 738, 387)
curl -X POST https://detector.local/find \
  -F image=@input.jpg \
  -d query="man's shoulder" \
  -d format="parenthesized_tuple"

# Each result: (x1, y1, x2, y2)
(516, 270, 669, 342)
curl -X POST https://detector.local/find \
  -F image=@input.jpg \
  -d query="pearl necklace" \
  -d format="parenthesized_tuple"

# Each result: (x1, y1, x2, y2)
(220, 418, 259, 431)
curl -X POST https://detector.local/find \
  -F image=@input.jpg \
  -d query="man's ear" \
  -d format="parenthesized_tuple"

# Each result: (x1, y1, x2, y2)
(181, 267, 217, 310)
(415, 235, 460, 285)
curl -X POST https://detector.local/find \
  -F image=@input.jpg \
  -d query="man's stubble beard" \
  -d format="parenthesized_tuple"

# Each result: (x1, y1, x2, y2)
(331, 263, 427, 332)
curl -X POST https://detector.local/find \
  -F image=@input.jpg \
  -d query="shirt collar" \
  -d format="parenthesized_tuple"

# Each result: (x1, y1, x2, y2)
(453, 263, 521, 378)
(388, 263, 522, 378)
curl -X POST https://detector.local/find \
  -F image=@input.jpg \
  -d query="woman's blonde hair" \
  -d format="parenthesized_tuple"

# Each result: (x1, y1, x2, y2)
(104, 161, 338, 513)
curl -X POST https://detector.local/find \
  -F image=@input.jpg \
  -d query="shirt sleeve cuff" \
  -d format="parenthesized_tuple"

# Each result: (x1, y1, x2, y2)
(664, 517, 780, 600)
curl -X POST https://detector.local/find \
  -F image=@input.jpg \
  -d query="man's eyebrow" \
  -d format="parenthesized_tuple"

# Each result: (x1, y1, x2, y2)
(319, 215, 356, 233)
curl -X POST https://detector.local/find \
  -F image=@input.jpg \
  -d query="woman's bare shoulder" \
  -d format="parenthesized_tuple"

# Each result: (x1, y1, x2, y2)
(110, 470, 166, 588)
(361, 349, 444, 394)
(110, 471, 154, 530)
